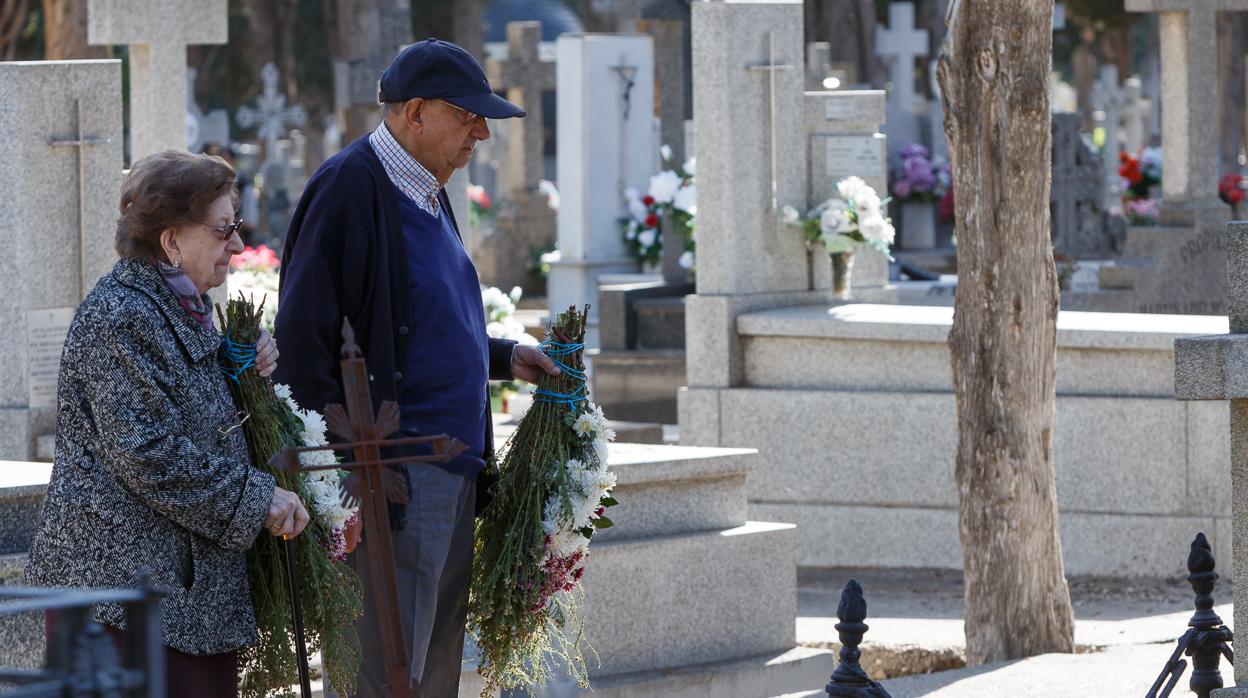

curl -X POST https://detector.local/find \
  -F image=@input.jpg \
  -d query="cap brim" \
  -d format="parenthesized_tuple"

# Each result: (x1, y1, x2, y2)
(447, 92, 526, 119)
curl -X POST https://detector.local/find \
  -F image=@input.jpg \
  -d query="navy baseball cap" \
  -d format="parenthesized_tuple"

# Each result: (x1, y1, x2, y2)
(379, 38, 526, 119)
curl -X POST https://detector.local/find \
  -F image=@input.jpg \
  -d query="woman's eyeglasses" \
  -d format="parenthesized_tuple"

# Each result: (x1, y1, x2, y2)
(206, 219, 244, 241)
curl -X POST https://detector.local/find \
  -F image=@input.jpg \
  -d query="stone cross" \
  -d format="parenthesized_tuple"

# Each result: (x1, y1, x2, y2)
(486, 21, 556, 199)
(1175, 221, 1248, 698)
(48, 99, 110, 299)
(236, 63, 307, 167)
(746, 30, 797, 217)
(1051, 113, 1110, 258)
(874, 2, 928, 150)
(1120, 77, 1150, 152)
(186, 68, 229, 152)
(88, 0, 227, 161)
(1125, 0, 1248, 214)
(1090, 65, 1128, 210)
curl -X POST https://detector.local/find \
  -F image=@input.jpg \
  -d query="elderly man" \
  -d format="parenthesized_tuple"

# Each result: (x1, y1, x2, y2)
(274, 39, 557, 696)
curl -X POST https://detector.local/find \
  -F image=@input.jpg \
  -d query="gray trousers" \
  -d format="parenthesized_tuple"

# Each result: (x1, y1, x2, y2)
(350, 464, 476, 698)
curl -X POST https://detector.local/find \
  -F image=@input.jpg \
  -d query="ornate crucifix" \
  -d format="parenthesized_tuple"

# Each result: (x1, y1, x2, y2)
(273, 320, 467, 698)
(746, 31, 795, 218)
(610, 54, 639, 195)
(48, 98, 109, 300)
(236, 62, 307, 167)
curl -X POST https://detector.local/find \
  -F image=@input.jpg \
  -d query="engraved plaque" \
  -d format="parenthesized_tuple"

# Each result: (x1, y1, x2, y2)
(825, 135, 885, 181)
(28, 308, 75, 409)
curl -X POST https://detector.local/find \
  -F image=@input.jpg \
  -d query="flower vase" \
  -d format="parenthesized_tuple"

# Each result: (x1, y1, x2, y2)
(831, 251, 854, 300)
(901, 201, 936, 249)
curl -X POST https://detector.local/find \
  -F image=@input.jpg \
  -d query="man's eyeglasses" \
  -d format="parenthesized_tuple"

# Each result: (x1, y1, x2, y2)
(206, 218, 244, 241)
(440, 100, 484, 126)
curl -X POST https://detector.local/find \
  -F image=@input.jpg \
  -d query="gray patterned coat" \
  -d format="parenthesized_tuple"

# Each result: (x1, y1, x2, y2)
(25, 257, 276, 655)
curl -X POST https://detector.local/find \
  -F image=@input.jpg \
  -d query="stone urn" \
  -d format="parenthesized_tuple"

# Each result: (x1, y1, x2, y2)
(901, 201, 936, 249)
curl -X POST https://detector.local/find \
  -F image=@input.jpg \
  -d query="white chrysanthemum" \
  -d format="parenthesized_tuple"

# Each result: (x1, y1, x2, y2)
(820, 201, 852, 236)
(624, 187, 649, 222)
(274, 383, 292, 401)
(638, 229, 657, 249)
(660, 144, 673, 162)
(648, 170, 682, 205)
(837, 176, 866, 201)
(672, 183, 696, 215)
(781, 205, 801, 224)
(682, 157, 696, 176)
(573, 413, 596, 438)
(550, 529, 590, 559)
(299, 409, 329, 446)
(592, 437, 610, 468)
(679, 251, 694, 270)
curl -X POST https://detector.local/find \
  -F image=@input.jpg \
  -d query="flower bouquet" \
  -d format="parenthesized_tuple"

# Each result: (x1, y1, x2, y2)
(1220, 173, 1246, 217)
(888, 143, 950, 204)
(482, 285, 540, 412)
(621, 146, 696, 270)
(216, 296, 363, 697)
(227, 245, 281, 333)
(1119, 148, 1162, 200)
(1122, 197, 1161, 226)
(469, 305, 618, 695)
(785, 177, 895, 299)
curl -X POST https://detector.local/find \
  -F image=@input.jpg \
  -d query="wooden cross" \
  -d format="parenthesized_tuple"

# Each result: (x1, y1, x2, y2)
(273, 320, 467, 698)
(48, 98, 109, 300)
(486, 21, 556, 197)
(236, 62, 308, 167)
(746, 31, 795, 217)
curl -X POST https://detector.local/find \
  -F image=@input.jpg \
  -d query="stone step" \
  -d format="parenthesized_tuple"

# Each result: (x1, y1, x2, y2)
(580, 520, 799, 677)
(633, 296, 686, 349)
(589, 349, 685, 424)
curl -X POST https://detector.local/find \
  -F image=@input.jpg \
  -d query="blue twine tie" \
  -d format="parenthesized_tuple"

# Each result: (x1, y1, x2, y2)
(535, 341, 588, 407)
(220, 338, 257, 384)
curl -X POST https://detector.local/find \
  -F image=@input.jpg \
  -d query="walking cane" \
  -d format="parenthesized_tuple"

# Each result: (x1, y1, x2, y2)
(282, 535, 313, 698)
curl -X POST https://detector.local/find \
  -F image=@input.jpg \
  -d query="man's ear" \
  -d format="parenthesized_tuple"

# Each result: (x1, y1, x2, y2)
(404, 98, 426, 131)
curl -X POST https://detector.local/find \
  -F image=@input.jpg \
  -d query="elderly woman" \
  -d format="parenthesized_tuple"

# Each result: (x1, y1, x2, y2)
(25, 150, 308, 697)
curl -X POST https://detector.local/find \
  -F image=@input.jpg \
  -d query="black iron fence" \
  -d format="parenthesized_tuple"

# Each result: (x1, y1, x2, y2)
(0, 576, 164, 698)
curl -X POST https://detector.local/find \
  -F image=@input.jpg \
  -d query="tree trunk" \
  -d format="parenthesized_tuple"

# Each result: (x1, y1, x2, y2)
(42, 0, 108, 59)
(937, 0, 1075, 666)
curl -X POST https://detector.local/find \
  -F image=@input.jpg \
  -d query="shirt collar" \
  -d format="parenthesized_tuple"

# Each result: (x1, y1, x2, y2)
(369, 122, 442, 216)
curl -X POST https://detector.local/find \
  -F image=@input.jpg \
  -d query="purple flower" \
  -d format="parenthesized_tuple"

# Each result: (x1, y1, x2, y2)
(899, 143, 930, 161)
(891, 178, 912, 200)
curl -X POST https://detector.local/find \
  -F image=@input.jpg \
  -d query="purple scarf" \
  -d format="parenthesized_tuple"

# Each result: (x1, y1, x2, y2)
(157, 261, 215, 332)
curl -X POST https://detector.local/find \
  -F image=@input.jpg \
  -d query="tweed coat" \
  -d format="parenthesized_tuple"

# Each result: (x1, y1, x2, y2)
(25, 257, 276, 655)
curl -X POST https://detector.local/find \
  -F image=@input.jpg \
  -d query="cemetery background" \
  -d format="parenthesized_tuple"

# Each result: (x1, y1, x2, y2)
(6, 0, 1248, 696)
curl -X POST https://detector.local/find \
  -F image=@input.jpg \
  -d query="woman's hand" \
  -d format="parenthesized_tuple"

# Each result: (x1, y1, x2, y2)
(265, 486, 310, 538)
(256, 329, 279, 378)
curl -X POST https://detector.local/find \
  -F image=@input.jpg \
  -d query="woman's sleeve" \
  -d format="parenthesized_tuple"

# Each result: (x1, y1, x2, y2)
(82, 313, 275, 551)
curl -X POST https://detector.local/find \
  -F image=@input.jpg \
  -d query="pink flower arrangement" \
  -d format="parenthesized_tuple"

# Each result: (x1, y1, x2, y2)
(230, 244, 280, 272)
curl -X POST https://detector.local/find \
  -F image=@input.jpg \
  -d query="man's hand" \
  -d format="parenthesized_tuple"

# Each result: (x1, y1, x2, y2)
(511, 344, 561, 384)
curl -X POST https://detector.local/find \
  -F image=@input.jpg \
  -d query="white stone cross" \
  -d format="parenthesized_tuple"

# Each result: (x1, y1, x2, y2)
(1174, 221, 1248, 697)
(48, 98, 110, 299)
(88, 0, 227, 160)
(1090, 65, 1130, 209)
(875, 2, 928, 148)
(1120, 77, 1150, 152)
(486, 21, 556, 197)
(1125, 0, 1248, 208)
(746, 30, 796, 216)
(236, 63, 307, 166)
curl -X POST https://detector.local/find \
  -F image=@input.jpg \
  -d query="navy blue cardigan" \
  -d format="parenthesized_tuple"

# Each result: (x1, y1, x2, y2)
(274, 136, 515, 478)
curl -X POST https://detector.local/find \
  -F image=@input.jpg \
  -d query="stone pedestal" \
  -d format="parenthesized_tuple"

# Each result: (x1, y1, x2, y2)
(0, 61, 124, 461)
(0, 461, 53, 669)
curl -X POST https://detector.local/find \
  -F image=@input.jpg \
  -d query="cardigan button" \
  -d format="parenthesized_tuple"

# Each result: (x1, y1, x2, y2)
(398, 325, 410, 336)
(393, 371, 403, 382)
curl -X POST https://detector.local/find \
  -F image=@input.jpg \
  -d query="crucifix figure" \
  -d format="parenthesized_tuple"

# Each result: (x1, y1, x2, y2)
(274, 320, 467, 698)
(611, 54, 640, 196)
(48, 98, 109, 300)
(746, 31, 795, 217)
(237, 62, 308, 167)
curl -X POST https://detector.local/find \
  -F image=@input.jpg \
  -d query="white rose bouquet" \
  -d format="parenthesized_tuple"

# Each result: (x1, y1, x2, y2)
(783, 176, 896, 259)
